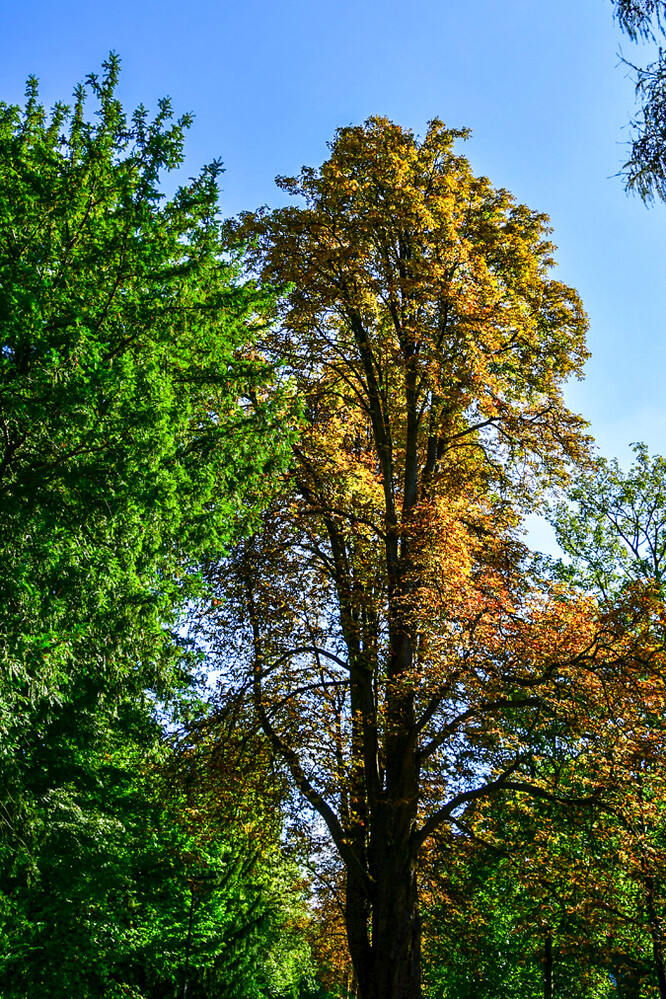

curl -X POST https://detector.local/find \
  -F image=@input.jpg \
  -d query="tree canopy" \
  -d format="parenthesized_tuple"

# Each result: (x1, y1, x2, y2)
(201, 116, 602, 999)
(7, 50, 666, 999)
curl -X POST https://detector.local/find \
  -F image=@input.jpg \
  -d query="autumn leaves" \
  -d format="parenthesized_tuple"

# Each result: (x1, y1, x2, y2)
(197, 117, 660, 998)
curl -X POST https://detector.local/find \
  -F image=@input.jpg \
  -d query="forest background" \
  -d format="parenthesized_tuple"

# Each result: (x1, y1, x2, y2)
(3, 0, 666, 997)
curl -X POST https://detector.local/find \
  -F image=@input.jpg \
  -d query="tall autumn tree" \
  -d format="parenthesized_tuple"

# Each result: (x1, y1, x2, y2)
(206, 118, 592, 999)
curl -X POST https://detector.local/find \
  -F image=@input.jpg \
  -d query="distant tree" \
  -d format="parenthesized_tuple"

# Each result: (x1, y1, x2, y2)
(420, 811, 617, 999)
(552, 444, 666, 599)
(550, 446, 666, 999)
(611, 1, 666, 200)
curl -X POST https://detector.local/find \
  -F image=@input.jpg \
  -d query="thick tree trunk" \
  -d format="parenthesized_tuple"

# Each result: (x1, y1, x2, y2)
(371, 846, 421, 999)
(346, 851, 421, 999)
(345, 868, 373, 999)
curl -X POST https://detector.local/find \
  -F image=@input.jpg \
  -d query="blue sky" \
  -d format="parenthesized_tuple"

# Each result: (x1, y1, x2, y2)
(2, 0, 665, 477)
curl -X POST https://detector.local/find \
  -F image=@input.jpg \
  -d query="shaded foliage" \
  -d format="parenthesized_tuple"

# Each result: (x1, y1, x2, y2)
(0, 694, 317, 998)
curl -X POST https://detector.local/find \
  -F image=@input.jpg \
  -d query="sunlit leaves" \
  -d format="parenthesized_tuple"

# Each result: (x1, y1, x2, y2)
(206, 117, 597, 997)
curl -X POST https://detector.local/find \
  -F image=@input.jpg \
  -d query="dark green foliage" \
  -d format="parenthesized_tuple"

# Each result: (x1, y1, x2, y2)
(0, 696, 316, 998)
(0, 53, 291, 718)
(0, 58, 304, 996)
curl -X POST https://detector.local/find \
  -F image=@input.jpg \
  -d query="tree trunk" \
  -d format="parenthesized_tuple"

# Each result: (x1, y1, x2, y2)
(345, 868, 373, 999)
(544, 930, 553, 999)
(643, 870, 666, 999)
(652, 936, 666, 999)
(371, 847, 421, 999)
(344, 836, 421, 999)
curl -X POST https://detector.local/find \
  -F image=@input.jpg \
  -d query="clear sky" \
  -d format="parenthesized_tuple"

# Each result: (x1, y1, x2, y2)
(2, 0, 665, 480)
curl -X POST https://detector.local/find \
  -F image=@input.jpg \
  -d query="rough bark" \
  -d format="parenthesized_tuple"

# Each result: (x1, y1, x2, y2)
(370, 828, 421, 999)
(343, 808, 422, 999)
